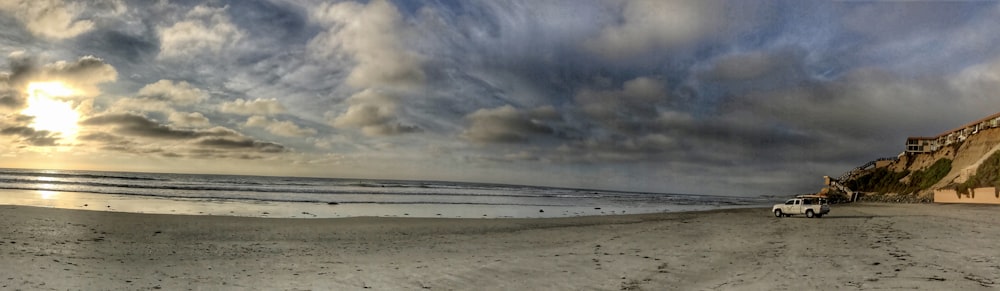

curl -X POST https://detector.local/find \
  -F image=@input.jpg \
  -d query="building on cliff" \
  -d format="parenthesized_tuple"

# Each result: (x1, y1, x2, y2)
(905, 111, 1000, 153)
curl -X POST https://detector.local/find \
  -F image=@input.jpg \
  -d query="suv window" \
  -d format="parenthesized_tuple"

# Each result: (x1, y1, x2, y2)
(785, 200, 794, 205)
(803, 199, 813, 205)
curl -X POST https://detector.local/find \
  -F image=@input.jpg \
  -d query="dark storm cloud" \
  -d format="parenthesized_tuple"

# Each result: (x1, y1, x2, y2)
(0, 89, 24, 109)
(75, 30, 159, 65)
(0, 126, 59, 146)
(78, 132, 166, 156)
(839, 2, 985, 41)
(571, 77, 672, 134)
(222, 0, 312, 44)
(80, 113, 288, 154)
(195, 138, 286, 153)
(699, 48, 809, 83)
(0, 55, 35, 110)
(81, 113, 204, 139)
(328, 89, 421, 136)
(317, 0, 1000, 194)
(125, 1, 1000, 195)
(462, 105, 560, 144)
(78, 131, 126, 143)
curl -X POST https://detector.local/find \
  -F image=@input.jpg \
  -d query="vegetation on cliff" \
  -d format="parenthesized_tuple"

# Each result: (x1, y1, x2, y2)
(846, 158, 952, 197)
(953, 151, 1000, 194)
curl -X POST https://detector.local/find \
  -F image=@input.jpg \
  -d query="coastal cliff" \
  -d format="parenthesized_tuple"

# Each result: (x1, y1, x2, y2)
(843, 127, 1000, 202)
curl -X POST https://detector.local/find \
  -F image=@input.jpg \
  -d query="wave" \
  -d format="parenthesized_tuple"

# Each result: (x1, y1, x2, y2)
(0, 168, 769, 210)
(0, 178, 592, 200)
(0, 169, 163, 181)
(0, 185, 569, 207)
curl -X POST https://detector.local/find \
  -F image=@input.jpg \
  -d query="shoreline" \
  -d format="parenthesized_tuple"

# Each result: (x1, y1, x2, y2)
(0, 188, 765, 219)
(3, 203, 999, 290)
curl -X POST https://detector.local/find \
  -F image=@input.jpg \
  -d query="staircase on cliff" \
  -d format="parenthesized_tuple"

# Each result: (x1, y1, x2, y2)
(820, 157, 898, 202)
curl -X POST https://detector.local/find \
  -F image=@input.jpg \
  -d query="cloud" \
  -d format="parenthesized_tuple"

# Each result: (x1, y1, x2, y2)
(308, 0, 425, 90)
(584, 0, 725, 58)
(840, 2, 974, 41)
(734, 69, 957, 139)
(0, 0, 96, 39)
(3, 53, 118, 98)
(110, 98, 172, 113)
(3, 0, 1000, 195)
(79, 112, 288, 157)
(462, 105, 560, 144)
(0, 125, 59, 146)
(328, 89, 419, 136)
(81, 113, 219, 140)
(245, 115, 316, 137)
(0, 53, 116, 115)
(553, 133, 682, 163)
(265, 121, 316, 138)
(158, 5, 244, 59)
(169, 112, 210, 128)
(650, 66, 986, 179)
(949, 57, 1000, 106)
(451, 74, 693, 167)
(701, 49, 807, 82)
(77, 131, 125, 143)
(0, 113, 61, 146)
(244, 115, 269, 128)
(138, 80, 209, 105)
(219, 98, 286, 116)
(308, 0, 426, 137)
(194, 137, 285, 153)
(40, 56, 118, 95)
(0, 77, 24, 110)
(573, 76, 669, 133)
(111, 79, 211, 117)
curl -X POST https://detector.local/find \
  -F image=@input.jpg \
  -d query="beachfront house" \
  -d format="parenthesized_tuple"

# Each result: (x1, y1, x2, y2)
(905, 137, 937, 153)
(904, 111, 1000, 154)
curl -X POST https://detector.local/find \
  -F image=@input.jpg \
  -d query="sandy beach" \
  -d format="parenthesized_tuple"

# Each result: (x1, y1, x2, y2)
(2, 203, 998, 290)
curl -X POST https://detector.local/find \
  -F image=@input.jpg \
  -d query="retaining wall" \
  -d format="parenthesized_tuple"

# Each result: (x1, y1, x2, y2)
(934, 188, 1000, 204)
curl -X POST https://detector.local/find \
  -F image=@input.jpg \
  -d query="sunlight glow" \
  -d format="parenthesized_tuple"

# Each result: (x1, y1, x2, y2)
(34, 181, 59, 200)
(22, 82, 80, 139)
(37, 189, 58, 200)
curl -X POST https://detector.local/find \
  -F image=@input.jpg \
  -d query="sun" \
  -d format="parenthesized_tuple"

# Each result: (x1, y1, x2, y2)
(22, 82, 80, 139)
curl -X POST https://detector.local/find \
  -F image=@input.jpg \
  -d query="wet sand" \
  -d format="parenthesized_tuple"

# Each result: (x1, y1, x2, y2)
(1, 203, 998, 290)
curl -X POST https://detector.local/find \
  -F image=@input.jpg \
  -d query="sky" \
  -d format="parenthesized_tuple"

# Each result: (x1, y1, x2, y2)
(1, 0, 1000, 196)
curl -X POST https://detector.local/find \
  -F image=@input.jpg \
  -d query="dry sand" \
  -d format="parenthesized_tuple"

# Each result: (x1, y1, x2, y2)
(1, 203, 998, 290)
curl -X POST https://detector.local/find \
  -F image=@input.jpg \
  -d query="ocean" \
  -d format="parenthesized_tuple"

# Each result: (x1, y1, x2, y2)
(0, 168, 769, 218)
